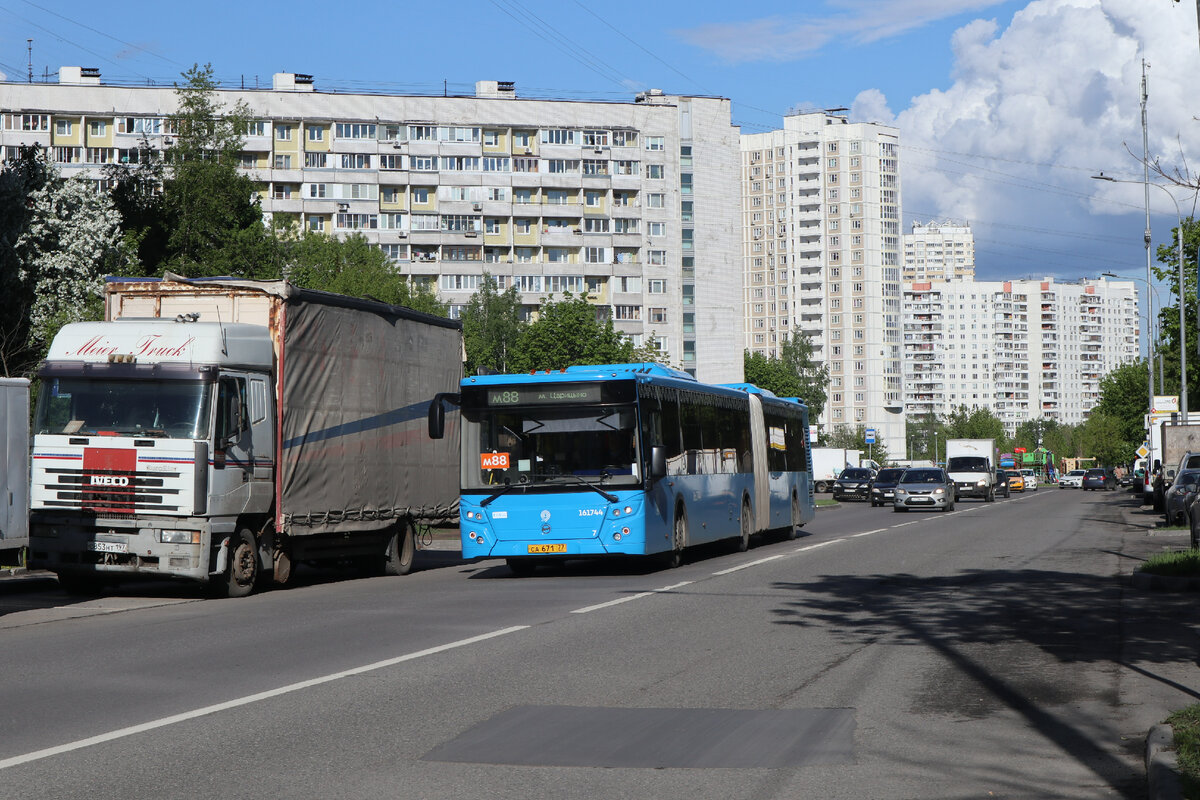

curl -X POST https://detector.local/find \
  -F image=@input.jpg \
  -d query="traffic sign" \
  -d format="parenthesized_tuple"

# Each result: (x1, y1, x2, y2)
(1136, 444, 1149, 459)
(865, 428, 876, 444)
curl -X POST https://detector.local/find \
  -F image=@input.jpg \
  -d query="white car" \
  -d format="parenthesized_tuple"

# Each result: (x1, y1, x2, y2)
(1059, 469, 1086, 488)
(1020, 468, 1040, 490)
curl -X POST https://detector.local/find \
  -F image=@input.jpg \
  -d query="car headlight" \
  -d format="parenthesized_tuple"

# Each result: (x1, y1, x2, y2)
(933, 488, 945, 495)
(976, 479, 987, 487)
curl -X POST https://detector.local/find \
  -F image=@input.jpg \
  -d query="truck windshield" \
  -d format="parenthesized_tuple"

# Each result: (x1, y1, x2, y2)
(947, 456, 989, 472)
(461, 404, 642, 492)
(34, 377, 212, 439)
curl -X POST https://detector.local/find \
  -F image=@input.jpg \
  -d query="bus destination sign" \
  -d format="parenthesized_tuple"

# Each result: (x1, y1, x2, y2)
(486, 385, 603, 406)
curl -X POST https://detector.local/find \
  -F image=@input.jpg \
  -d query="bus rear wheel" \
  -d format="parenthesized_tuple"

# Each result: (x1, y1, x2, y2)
(788, 494, 802, 540)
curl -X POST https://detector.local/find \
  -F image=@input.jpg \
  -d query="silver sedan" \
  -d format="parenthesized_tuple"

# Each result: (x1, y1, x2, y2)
(894, 467, 956, 512)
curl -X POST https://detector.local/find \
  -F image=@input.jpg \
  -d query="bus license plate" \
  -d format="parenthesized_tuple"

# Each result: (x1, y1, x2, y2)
(87, 541, 128, 554)
(527, 543, 567, 554)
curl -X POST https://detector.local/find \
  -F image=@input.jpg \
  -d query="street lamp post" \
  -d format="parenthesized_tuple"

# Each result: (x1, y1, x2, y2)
(1093, 173, 1188, 418)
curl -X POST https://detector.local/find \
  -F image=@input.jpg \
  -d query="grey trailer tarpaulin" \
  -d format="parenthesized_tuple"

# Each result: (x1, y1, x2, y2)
(278, 292, 461, 535)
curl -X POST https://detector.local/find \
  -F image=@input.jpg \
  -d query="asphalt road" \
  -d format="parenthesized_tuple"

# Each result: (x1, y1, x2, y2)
(0, 488, 1194, 799)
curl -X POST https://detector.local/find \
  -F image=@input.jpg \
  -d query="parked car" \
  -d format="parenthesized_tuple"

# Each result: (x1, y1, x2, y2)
(893, 467, 956, 512)
(1188, 492, 1200, 548)
(1163, 469, 1200, 526)
(868, 467, 906, 507)
(833, 467, 875, 502)
(1081, 468, 1117, 491)
(1019, 468, 1040, 491)
(1059, 469, 1086, 489)
(994, 469, 1011, 498)
(1009, 473, 1026, 492)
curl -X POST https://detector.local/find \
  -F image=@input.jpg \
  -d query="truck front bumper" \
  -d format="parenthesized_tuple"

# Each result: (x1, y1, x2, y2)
(29, 513, 214, 583)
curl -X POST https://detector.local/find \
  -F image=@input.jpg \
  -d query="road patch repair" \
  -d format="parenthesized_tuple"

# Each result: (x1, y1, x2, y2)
(423, 705, 855, 768)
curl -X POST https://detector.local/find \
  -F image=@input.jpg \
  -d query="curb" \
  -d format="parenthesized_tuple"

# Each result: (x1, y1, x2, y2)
(1147, 724, 1184, 800)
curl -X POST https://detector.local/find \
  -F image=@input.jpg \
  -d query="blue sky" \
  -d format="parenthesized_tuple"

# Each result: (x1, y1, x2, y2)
(2, 0, 1198, 302)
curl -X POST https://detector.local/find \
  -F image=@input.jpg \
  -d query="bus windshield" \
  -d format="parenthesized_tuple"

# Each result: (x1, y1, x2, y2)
(34, 377, 212, 439)
(462, 403, 642, 491)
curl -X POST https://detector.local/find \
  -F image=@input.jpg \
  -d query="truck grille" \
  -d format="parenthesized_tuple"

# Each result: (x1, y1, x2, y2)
(34, 445, 189, 517)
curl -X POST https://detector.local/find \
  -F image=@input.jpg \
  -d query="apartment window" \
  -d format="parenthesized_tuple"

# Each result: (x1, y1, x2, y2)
(585, 247, 608, 263)
(582, 130, 610, 147)
(648, 222, 666, 237)
(275, 124, 294, 141)
(337, 213, 378, 229)
(515, 275, 543, 291)
(440, 274, 481, 292)
(438, 126, 479, 142)
(548, 159, 579, 174)
(646, 136, 665, 151)
(273, 154, 292, 169)
(582, 159, 609, 176)
(304, 152, 328, 168)
(379, 154, 403, 171)
(335, 123, 376, 139)
(483, 157, 510, 172)
(308, 184, 327, 198)
(411, 188, 430, 204)
(646, 193, 665, 208)
(584, 218, 610, 233)
(585, 191, 603, 207)
(11, 113, 49, 131)
(541, 128, 578, 145)
(305, 126, 325, 143)
(440, 156, 480, 171)
(615, 160, 639, 176)
(612, 130, 637, 147)
(513, 157, 539, 173)
(647, 164, 664, 179)
(55, 119, 72, 136)
(88, 120, 107, 136)
(647, 250, 667, 266)
(616, 276, 641, 293)
(340, 153, 371, 170)
(483, 130, 500, 146)
(614, 305, 641, 321)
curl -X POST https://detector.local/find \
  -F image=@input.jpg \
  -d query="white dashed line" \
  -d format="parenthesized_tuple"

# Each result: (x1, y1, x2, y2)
(0, 625, 530, 771)
(711, 554, 788, 575)
(571, 581, 693, 614)
(851, 528, 888, 538)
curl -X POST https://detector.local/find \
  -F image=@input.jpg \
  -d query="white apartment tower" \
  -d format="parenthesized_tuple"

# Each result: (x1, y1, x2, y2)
(903, 220, 975, 281)
(0, 69, 745, 382)
(903, 277, 1139, 430)
(740, 111, 905, 450)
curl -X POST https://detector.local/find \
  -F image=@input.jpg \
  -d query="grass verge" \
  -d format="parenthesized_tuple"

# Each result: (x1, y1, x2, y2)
(1137, 549, 1200, 577)
(1167, 704, 1200, 796)
(815, 499, 839, 508)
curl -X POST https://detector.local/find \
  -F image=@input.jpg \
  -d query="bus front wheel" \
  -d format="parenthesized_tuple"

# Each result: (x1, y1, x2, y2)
(662, 513, 687, 569)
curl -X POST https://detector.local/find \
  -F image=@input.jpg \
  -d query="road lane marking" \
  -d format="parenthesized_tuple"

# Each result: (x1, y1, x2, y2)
(571, 581, 693, 614)
(795, 540, 842, 552)
(851, 528, 887, 538)
(892, 520, 921, 527)
(711, 554, 788, 575)
(0, 625, 530, 771)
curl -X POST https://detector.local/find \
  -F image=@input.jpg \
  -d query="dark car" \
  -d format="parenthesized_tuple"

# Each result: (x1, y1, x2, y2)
(1164, 470, 1200, 526)
(1188, 492, 1200, 549)
(994, 469, 1011, 498)
(833, 467, 874, 501)
(1081, 468, 1116, 491)
(893, 467, 955, 512)
(868, 468, 906, 507)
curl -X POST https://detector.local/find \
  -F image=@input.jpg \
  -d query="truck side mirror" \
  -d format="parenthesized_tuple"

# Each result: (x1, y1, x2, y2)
(650, 445, 667, 479)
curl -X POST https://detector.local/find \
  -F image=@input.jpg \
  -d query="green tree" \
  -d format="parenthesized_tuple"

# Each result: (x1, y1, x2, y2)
(510, 292, 635, 371)
(824, 423, 891, 465)
(1080, 410, 1129, 467)
(1093, 359, 1149, 451)
(905, 411, 947, 463)
(103, 135, 167, 271)
(944, 405, 1006, 442)
(461, 274, 525, 374)
(162, 64, 270, 277)
(282, 231, 445, 315)
(0, 145, 55, 375)
(1151, 216, 1200, 413)
(742, 333, 829, 418)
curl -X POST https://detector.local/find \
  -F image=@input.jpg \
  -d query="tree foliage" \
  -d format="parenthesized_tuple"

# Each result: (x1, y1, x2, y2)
(824, 423, 891, 465)
(461, 274, 525, 375)
(743, 333, 829, 419)
(282, 231, 445, 314)
(509, 292, 635, 372)
(943, 405, 1006, 442)
(161, 64, 270, 277)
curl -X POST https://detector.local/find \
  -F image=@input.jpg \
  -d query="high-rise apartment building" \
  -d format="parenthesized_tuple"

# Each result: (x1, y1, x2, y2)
(0, 68, 744, 382)
(740, 111, 905, 450)
(903, 220, 975, 281)
(903, 277, 1139, 430)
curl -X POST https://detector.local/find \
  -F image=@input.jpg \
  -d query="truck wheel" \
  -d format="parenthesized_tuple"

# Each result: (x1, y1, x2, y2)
(737, 499, 752, 552)
(222, 529, 258, 598)
(815, 481, 828, 494)
(384, 520, 416, 576)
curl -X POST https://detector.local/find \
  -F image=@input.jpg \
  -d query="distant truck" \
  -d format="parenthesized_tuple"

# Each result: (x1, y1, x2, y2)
(1159, 420, 1200, 474)
(811, 447, 879, 492)
(1, 377, 30, 566)
(945, 438, 997, 502)
(28, 274, 462, 596)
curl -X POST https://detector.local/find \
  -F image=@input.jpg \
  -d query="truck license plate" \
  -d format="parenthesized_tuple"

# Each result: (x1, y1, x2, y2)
(87, 541, 128, 554)
(527, 543, 567, 554)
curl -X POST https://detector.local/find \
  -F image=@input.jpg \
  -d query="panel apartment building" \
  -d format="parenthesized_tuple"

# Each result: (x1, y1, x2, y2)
(740, 111, 905, 450)
(0, 68, 744, 382)
(903, 277, 1139, 430)
(902, 220, 975, 281)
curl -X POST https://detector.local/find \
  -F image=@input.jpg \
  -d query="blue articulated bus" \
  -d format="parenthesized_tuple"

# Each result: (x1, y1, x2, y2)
(429, 363, 815, 575)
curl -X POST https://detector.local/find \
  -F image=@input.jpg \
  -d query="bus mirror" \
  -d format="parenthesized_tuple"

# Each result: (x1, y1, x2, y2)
(650, 446, 667, 479)
(427, 392, 460, 440)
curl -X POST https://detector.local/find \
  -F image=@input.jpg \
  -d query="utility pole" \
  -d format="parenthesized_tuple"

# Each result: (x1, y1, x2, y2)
(26, 39, 32, 83)
(1141, 60, 1159, 472)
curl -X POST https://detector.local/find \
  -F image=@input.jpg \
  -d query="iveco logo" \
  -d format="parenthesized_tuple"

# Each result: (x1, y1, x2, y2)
(579, 509, 604, 517)
(90, 475, 129, 487)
